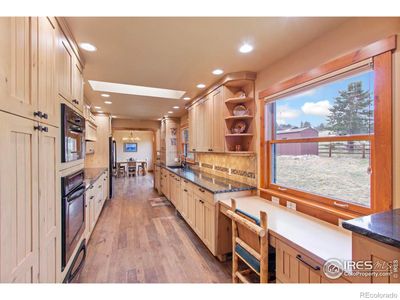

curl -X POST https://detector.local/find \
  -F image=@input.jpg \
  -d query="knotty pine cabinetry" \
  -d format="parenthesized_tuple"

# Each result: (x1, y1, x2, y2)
(0, 17, 84, 283)
(188, 87, 224, 153)
(188, 74, 256, 153)
(275, 238, 350, 283)
(159, 167, 252, 256)
(85, 171, 108, 241)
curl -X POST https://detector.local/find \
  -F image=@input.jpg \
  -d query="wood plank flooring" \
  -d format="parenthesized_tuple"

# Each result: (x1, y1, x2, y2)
(77, 174, 231, 283)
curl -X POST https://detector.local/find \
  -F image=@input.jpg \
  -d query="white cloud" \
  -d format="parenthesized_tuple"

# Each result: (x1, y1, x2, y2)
(301, 100, 331, 117)
(276, 104, 301, 124)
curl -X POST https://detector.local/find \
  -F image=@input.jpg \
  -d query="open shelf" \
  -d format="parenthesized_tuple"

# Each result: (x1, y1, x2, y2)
(225, 133, 253, 137)
(225, 97, 254, 104)
(224, 115, 253, 120)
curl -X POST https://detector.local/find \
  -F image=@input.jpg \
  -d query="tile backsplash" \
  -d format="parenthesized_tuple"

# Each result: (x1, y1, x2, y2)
(195, 153, 257, 186)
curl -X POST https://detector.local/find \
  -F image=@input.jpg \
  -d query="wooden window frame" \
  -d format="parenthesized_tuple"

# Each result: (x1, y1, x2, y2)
(259, 35, 396, 217)
(180, 125, 194, 163)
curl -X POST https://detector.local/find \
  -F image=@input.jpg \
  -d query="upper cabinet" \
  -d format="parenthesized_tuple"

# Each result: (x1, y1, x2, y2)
(187, 73, 255, 153)
(0, 17, 59, 127)
(56, 25, 84, 113)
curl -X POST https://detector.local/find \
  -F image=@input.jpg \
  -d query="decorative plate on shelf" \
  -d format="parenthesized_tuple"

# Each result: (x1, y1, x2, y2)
(231, 120, 247, 134)
(233, 104, 248, 116)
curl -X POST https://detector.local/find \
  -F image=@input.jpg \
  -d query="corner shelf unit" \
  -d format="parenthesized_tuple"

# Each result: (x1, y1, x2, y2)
(223, 79, 256, 153)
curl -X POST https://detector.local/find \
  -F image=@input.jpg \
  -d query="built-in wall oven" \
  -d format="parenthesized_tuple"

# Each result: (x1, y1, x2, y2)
(61, 169, 86, 281)
(61, 104, 85, 163)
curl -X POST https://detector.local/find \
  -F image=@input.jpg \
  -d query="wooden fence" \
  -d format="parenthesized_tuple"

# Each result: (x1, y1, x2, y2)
(319, 142, 370, 158)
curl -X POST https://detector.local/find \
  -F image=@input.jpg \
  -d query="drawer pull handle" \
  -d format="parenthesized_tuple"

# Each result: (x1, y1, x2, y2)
(184, 189, 188, 192)
(90, 196, 94, 200)
(295, 255, 320, 271)
(184, 180, 188, 183)
(333, 201, 349, 208)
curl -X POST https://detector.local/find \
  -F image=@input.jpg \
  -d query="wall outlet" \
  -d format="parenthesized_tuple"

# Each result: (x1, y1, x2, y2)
(286, 201, 296, 210)
(271, 196, 280, 204)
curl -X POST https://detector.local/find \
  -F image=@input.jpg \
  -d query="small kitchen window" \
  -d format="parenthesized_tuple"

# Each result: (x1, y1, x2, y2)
(181, 127, 194, 161)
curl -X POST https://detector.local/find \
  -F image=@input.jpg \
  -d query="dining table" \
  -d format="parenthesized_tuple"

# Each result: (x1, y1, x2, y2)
(117, 160, 148, 175)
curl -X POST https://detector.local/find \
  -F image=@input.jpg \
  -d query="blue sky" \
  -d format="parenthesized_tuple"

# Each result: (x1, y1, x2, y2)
(273, 70, 374, 128)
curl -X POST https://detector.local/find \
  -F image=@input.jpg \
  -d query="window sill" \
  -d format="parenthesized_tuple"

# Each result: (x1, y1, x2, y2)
(259, 188, 362, 222)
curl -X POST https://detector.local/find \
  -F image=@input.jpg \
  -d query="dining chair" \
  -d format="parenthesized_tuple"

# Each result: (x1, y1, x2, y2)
(127, 161, 136, 177)
(227, 198, 274, 283)
(117, 163, 126, 177)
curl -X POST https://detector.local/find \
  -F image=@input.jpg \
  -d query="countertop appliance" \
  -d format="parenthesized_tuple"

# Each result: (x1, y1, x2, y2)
(61, 104, 85, 163)
(61, 169, 86, 277)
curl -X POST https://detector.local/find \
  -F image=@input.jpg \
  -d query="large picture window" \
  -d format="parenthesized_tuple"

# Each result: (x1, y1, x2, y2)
(260, 36, 394, 217)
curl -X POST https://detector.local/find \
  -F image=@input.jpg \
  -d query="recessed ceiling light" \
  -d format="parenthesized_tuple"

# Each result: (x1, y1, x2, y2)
(239, 43, 253, 53)
(168, 111, 173, 114)
(79, 42, 97, 52)
(88, 80, 185, 99)
(173, 106, 179, 109)
(212, 69, 224, 75)
(104, 101, 112, 104)
(101, 93, 110, 98)
(94, 106, 101, 109)
(97, 111, 104, 113)
(111, 115, 117, 118)
(157, 118, 162, 121)
(196, 83, 206, 89)
(183, 97, 191, 100)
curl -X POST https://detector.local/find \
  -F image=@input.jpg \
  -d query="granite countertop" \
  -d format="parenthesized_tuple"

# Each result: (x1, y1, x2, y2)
(342, 209, 400, 248)
(84, 167, 108, 189)
(158, 164, 256, 194)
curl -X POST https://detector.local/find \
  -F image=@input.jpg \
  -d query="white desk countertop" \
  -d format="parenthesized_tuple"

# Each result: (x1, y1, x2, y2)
(220, 196, 352, 264)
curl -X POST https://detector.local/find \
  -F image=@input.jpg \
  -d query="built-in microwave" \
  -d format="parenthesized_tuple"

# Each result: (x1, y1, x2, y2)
(61, 104, 85, 163)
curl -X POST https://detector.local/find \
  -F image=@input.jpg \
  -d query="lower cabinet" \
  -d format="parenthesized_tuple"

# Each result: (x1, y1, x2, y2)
(85, 171, 108, 241)
(0, 111, 60, 283)
(276, 238, 350, 283)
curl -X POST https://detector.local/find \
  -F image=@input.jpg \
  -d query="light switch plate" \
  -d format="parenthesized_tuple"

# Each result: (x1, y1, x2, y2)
(271, 196, 280, 204)
(286, 201, 296, 210)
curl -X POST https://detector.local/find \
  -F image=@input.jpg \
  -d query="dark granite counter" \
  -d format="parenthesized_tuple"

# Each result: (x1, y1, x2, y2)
(342, 209, 400, 248)
(84, 167, 108, 189)
(157, 163, 256, 194)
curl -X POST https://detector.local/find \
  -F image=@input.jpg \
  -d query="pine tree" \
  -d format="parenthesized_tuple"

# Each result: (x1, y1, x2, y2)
(327, 81, 373, 135)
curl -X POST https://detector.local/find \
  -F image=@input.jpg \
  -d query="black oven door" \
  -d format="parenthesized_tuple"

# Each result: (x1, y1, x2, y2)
(61, 104, 85, 163)
(62, 184, 86, 270)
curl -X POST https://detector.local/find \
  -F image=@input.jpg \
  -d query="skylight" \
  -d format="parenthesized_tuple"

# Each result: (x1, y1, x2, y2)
(88, 80, 186, 99)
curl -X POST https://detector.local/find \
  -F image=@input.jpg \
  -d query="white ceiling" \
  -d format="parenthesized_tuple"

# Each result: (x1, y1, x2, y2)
(65, 17, 348, 120)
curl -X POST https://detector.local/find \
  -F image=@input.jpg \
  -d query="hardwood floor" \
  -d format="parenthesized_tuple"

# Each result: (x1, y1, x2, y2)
(77, 173, 231, 283)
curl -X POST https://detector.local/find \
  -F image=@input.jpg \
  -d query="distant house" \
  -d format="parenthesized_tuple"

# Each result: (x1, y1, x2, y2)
(276, 127, 319, 156)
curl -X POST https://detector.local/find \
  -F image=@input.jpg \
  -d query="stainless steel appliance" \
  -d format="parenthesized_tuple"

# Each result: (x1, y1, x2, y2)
(61, 104, 85, 162)
(61, 169, 86, 275)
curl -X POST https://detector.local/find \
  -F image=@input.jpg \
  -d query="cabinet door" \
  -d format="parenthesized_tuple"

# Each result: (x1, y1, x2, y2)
(196, 100, 205, 151)
(0, 17, 38, 121)
(188, 106, 196, 152)
(37, 17, 58, 127)
(194, 196, 204, 237)
(211, 88, 224, 152)
(180, 186, 188, 218)
(202, 201, 216, 253)
(88, 186, 97, 234)
(204, 96, 213, 151)
(0, 112, 39, 283)
(175, 178, 181, 211)
(56, 30, 72, 102)
(71, 59, 84, 112)
(102, 172, 108, 202)
(187, 190, 196, 227)
(38, 123, 60, 283)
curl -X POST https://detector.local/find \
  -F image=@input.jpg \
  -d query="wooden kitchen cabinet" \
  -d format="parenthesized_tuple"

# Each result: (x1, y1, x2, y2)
(71, 57, 84, 112)
(211, 87, 225, 152)
(85, 121, 97, 141)
(0, 112, 39, 283)
(0, 17, 58, 127)
(38, 124, 61, 283)
(56, 29, 72, 102)
(37, 17, 58, 127)
(202, 201, 216, 252)
(85, 185, 96, 239)
(276, 238, 350, 283)
(188, 105, 197, 152)
(194, 194, 205, 237)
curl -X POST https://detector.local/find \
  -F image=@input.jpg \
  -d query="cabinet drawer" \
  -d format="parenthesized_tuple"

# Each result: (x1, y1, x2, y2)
(194, 186, 214, 204)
